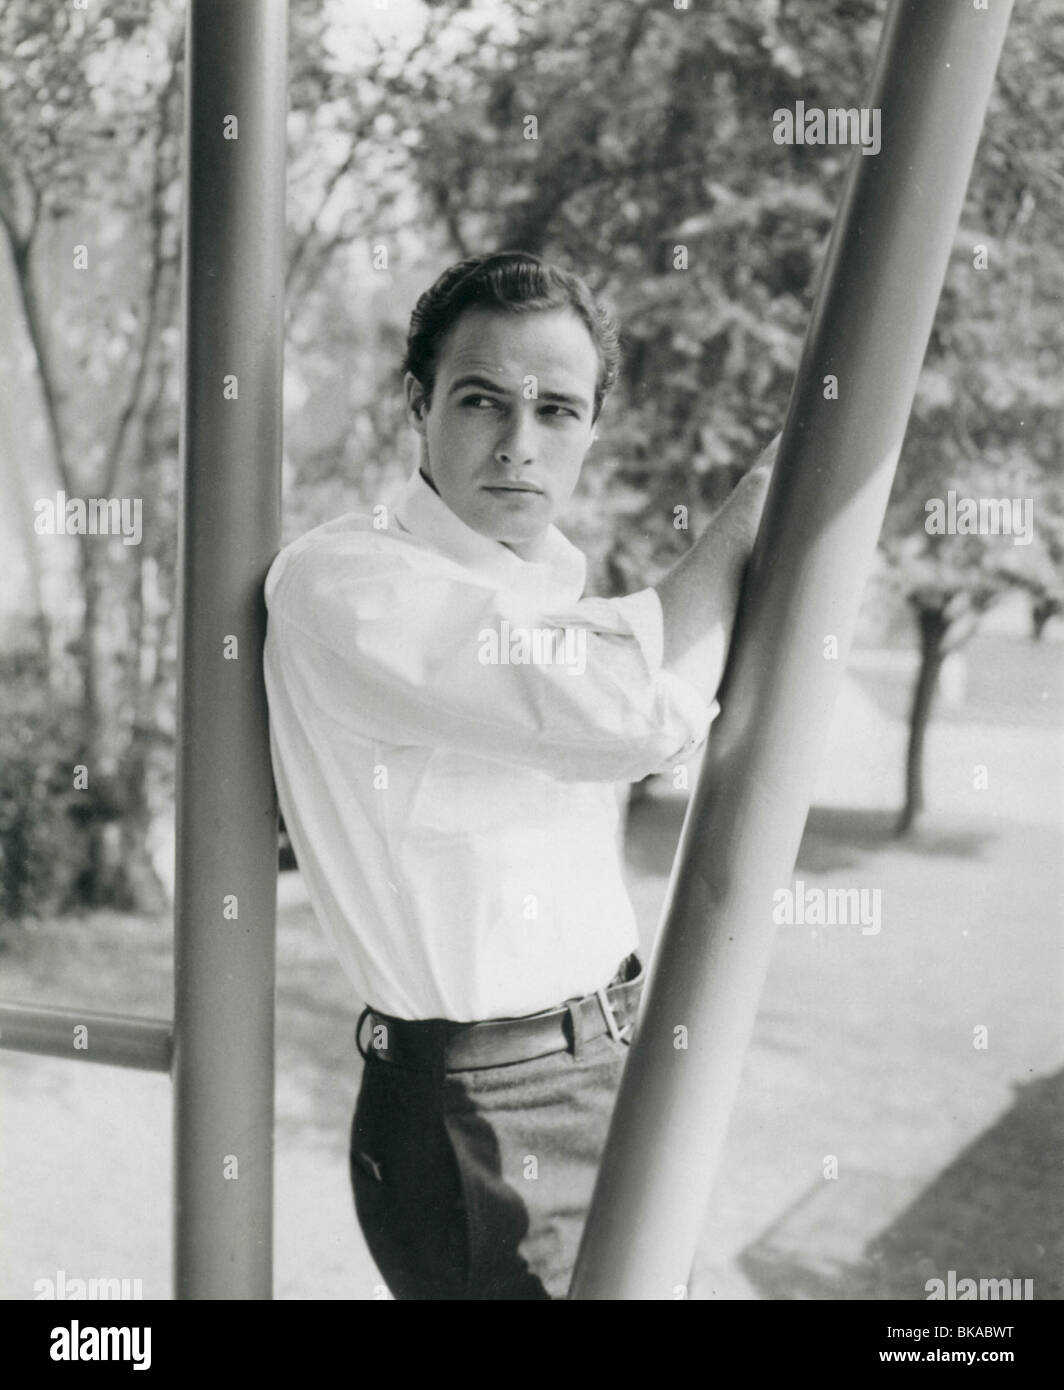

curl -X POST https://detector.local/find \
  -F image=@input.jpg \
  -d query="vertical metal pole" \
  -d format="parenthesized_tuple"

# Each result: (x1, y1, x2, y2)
(571, 0, 1013, 1300)
(173, 0, 287, 1299)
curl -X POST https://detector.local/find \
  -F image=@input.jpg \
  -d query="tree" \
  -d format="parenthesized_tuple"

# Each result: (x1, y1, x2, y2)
(879, 0, 1064, 832)
(0, 0, 185, 908)
(0, 0, 437, 912)
(366, 0, 1064, 830)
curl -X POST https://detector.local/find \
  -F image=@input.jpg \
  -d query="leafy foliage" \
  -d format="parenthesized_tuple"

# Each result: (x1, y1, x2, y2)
(1, 0, 1061, 917)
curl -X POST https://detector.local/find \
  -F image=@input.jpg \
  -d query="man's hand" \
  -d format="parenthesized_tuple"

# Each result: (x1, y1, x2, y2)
(741, 430, 781, 489)
(653, 432, 780, 703)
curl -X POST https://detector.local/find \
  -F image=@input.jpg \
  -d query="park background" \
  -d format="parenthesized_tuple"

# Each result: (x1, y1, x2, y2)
(0, 0, 1061, 1298)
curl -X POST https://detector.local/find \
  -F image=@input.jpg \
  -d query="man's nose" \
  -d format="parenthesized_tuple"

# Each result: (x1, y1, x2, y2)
(494, 408, 537, 466)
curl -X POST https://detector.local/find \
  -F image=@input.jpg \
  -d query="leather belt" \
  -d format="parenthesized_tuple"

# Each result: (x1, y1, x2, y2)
(357, 954, 643, 1073)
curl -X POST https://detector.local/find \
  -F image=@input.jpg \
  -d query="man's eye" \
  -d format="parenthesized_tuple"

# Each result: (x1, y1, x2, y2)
(462, 395, 499, 409)
(541, 404, 577, 419)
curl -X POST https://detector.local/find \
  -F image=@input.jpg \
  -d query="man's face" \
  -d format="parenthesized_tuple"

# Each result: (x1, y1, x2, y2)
(404, 306, 600, 557)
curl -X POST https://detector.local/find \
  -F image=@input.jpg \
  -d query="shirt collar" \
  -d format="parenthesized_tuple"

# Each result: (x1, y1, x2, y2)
(392, 468, 587, 607)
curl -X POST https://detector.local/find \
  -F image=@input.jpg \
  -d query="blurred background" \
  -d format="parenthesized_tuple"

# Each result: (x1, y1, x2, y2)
(1, 0, 1061, 1299)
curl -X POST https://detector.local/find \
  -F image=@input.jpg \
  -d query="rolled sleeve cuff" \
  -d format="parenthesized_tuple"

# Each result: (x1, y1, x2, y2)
(607, 587, 721, 771)
(607, 586, 667, 674)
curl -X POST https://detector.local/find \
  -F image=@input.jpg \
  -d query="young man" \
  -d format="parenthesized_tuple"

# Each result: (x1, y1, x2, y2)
(263, 251, 774, 1300)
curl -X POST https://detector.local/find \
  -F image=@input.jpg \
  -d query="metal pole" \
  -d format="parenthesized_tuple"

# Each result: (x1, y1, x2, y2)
(0, 1003, 172, 1072)
(173, 0, 286, 1300)
(571, 0, 1013, 1300)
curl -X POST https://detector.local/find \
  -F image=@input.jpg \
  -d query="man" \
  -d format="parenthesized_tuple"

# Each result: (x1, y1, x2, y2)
(263, 251, 774, 1299)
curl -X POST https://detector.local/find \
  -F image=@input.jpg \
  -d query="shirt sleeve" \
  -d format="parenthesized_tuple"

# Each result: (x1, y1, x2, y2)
(264, 539, 718, 784)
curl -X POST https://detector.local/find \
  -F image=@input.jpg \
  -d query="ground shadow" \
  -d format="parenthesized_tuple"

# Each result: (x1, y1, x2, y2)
(738, 1067, 1064, 1300)
(624, 796, 996, 880)
(796, 806, 995, 875)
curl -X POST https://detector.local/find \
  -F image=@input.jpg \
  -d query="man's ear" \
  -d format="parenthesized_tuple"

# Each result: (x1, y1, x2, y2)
(403, 372, 429, 436)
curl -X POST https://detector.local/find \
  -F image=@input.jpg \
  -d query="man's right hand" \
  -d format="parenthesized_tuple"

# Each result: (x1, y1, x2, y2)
(652, 433, 780, 703)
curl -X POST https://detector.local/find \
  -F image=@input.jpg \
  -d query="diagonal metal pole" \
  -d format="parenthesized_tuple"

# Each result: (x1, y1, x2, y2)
(570, 0, 1014, 1300)
(173, 0, 287, 1299)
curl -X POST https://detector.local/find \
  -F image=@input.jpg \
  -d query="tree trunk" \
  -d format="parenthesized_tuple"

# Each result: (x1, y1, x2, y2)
(115, 735, 168, 915)
(0, 409, 53, 672)
(72, 535, 110, 904)
(1031, 595, 1059, 641)
(115, 542, 169, 915)
(896, 604, 948, 835)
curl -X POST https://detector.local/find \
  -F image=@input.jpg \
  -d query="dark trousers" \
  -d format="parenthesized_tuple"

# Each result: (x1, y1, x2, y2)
(349, 990, 636, 1300)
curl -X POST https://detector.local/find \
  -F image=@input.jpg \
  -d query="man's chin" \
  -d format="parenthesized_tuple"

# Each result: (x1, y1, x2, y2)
(467, 502, 553, 547)
(473, 518, 552, 558)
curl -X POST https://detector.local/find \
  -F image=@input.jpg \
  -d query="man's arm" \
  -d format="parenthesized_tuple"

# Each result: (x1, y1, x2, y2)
(265, 532, 718, 786)
(654, 434, 779, 703)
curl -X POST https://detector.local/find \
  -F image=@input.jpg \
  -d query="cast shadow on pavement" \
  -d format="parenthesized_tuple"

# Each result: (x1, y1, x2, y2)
(736, 1067, 1064, 1300)
(796, 806, 994, 875)
(624, 796, 994, 880)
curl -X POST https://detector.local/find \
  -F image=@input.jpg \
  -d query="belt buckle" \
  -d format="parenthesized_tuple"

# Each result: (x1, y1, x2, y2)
(595, 987, 633, 1044)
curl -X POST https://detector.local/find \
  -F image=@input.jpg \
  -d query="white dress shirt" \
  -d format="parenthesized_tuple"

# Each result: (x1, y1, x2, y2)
(263, 468, 718, 1021)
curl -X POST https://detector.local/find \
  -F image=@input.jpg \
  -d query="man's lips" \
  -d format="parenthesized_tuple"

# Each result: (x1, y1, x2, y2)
(482, 481, 545, 495)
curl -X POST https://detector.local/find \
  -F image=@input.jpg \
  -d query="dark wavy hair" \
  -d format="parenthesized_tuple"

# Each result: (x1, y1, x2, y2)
(402, 251, 621, 422)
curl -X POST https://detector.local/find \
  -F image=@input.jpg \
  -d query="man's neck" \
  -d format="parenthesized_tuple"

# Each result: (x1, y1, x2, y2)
(504, 535, 550, 563)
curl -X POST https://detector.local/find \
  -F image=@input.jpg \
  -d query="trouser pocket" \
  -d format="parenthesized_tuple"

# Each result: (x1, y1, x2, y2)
(349, 1059, 469, 1300)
